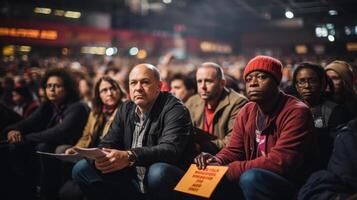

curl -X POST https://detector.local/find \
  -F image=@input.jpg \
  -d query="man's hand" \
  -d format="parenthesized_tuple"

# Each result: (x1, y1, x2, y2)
(64, 147, 77, 155)
(194, 152, 218, 170)
(7, 130, 23, 144)
(94, 148, 130, 174)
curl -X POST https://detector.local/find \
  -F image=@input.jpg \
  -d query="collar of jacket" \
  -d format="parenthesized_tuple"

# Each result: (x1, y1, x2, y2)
(194, 87, 232, 115)
(253, 91, 286, 135)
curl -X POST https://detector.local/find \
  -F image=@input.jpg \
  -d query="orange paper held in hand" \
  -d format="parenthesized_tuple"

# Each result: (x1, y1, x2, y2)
(174, 164, 228, 198)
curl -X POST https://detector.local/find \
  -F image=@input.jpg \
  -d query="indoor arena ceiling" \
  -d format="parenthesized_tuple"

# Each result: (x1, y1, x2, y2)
(1, 0, 357, 40)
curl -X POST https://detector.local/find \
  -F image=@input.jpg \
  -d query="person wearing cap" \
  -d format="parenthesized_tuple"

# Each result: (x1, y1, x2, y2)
(186, 62, 248, 154)
(325, 60, 357, 118)
(194, 55, 318, 200)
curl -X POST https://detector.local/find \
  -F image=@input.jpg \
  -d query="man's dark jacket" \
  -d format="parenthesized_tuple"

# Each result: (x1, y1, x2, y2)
(4, 101, 89, 145)
(100, 92, 196, 169)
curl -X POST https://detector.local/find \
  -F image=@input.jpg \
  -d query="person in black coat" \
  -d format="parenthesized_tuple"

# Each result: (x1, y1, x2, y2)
(293, 62, 351, 168)
(4, 68, 89, 200)
(298, 117, 357, 199)
(0, 102, 22, 200)
(72, 64, 196, 200)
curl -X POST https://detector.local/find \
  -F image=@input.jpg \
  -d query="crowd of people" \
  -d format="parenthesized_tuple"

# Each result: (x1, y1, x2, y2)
(1, 54, 357, 200)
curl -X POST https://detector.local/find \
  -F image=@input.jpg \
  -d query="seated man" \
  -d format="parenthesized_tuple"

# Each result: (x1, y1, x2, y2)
(72, 63, 195, 200)
(194, 55, 319, 200)
(170, 73, 196, 103)
(186, 62, 247, 154)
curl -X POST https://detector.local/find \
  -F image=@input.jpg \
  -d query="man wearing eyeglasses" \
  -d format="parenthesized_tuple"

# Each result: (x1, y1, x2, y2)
(194, 55, 319, 200)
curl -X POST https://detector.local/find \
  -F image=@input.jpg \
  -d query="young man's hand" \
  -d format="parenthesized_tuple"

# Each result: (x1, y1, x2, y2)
(194, 152, 218, 170)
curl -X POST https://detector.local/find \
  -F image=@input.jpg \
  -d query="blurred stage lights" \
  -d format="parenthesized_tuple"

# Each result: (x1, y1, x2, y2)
(34, 7, 81, 18)
(163, 0, 172, 4)
(129, 47, 139, 56)
(329, 10, 338, 16)
(105, 47, 118, 56)
(285, 10, 294, 19)
(34, 7, 51, 14)
(64, 11, 81, 19)
(54, 10, 65, 16)
(137, 50, 147, 59)
(328, 35, 335, 42)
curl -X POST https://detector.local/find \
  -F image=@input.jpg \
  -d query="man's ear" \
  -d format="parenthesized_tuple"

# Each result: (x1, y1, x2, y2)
(158, 81, 163, 90)
(221, 79, 226, 88)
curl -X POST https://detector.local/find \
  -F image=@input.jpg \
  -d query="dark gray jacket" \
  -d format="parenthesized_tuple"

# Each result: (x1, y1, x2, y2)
(5, 101, 89, 145)
(100, 92, 196, 169)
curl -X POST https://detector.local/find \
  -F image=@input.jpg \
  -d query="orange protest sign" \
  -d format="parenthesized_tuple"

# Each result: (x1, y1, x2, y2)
(174, 164, 228, 198)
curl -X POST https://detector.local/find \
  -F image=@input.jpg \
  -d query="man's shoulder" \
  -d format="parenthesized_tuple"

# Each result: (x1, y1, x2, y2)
(284, 93, 309, 110)
(185, 94, 202, 108)
(68, 100, 89, 108)
(156, 92, 184, 108)
(280, 94, 311, 117)
(120, 100, 136, 112)
(226, 89, 248, 104)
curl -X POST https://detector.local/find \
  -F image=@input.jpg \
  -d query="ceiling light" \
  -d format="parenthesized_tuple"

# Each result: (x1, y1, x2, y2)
(328, 10, 338, 16)
(34, 7, 51, 15)
(64, 11, 81, 19)
(328, 35, 335, 42)
(285, 10, 294, 19)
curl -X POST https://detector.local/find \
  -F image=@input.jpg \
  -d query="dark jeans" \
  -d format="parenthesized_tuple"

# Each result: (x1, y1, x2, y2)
(238, 168, 297, 199)
(4, 142, 61, 200)
(6, 142, 64, 200)
(72, 160, 184, 200)
(209, 168, 297, 200)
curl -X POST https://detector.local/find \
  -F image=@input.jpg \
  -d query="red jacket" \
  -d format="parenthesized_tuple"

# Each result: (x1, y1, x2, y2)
(215, 92, 318, 185)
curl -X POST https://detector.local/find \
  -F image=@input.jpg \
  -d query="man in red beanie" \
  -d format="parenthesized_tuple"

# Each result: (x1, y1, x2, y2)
(194, 55, 318, 199)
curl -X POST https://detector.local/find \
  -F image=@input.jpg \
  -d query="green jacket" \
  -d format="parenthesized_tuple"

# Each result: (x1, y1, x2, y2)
(185, 88, 247, 149)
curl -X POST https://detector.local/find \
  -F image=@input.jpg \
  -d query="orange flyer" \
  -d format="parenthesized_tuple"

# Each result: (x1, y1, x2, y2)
(174, 164, 228, 198)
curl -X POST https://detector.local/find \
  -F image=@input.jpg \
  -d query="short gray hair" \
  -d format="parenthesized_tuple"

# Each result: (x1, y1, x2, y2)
(199, 62, 225, 80)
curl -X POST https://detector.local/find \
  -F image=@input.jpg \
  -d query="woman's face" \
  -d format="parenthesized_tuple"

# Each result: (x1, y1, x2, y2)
(79, 79, 91, 97)
(326, 70, 343, 94)
(99, 80, 120, 107)
(12, 91, 23, 105)
(295, 68, 323, 105)
(45, 76, 66, 105)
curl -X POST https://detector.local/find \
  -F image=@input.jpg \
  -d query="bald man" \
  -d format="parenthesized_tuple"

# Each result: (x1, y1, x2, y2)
(72, 64, 195, 200)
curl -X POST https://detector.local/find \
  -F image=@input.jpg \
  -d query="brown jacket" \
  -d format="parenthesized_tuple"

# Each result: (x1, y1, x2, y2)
(185, 88, 247, 149)
(75, 108, 118, 148)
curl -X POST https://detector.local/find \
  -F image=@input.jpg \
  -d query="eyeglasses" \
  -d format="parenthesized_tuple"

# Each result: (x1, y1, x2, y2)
(46, 83, 63, 89)
(296, 78, 320, 87)
(99, 86, 117, 94)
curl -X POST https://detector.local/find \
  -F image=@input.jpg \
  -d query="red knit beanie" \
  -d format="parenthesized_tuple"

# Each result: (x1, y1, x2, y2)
(243, 55, 283, 83)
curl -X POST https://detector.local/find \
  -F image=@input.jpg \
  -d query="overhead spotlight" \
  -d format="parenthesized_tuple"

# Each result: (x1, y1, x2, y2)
(329, 10, 338, 16)
(328, 35, 335, 42)
(163, 0, 172, 4)
(285, 10, 294, 19)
